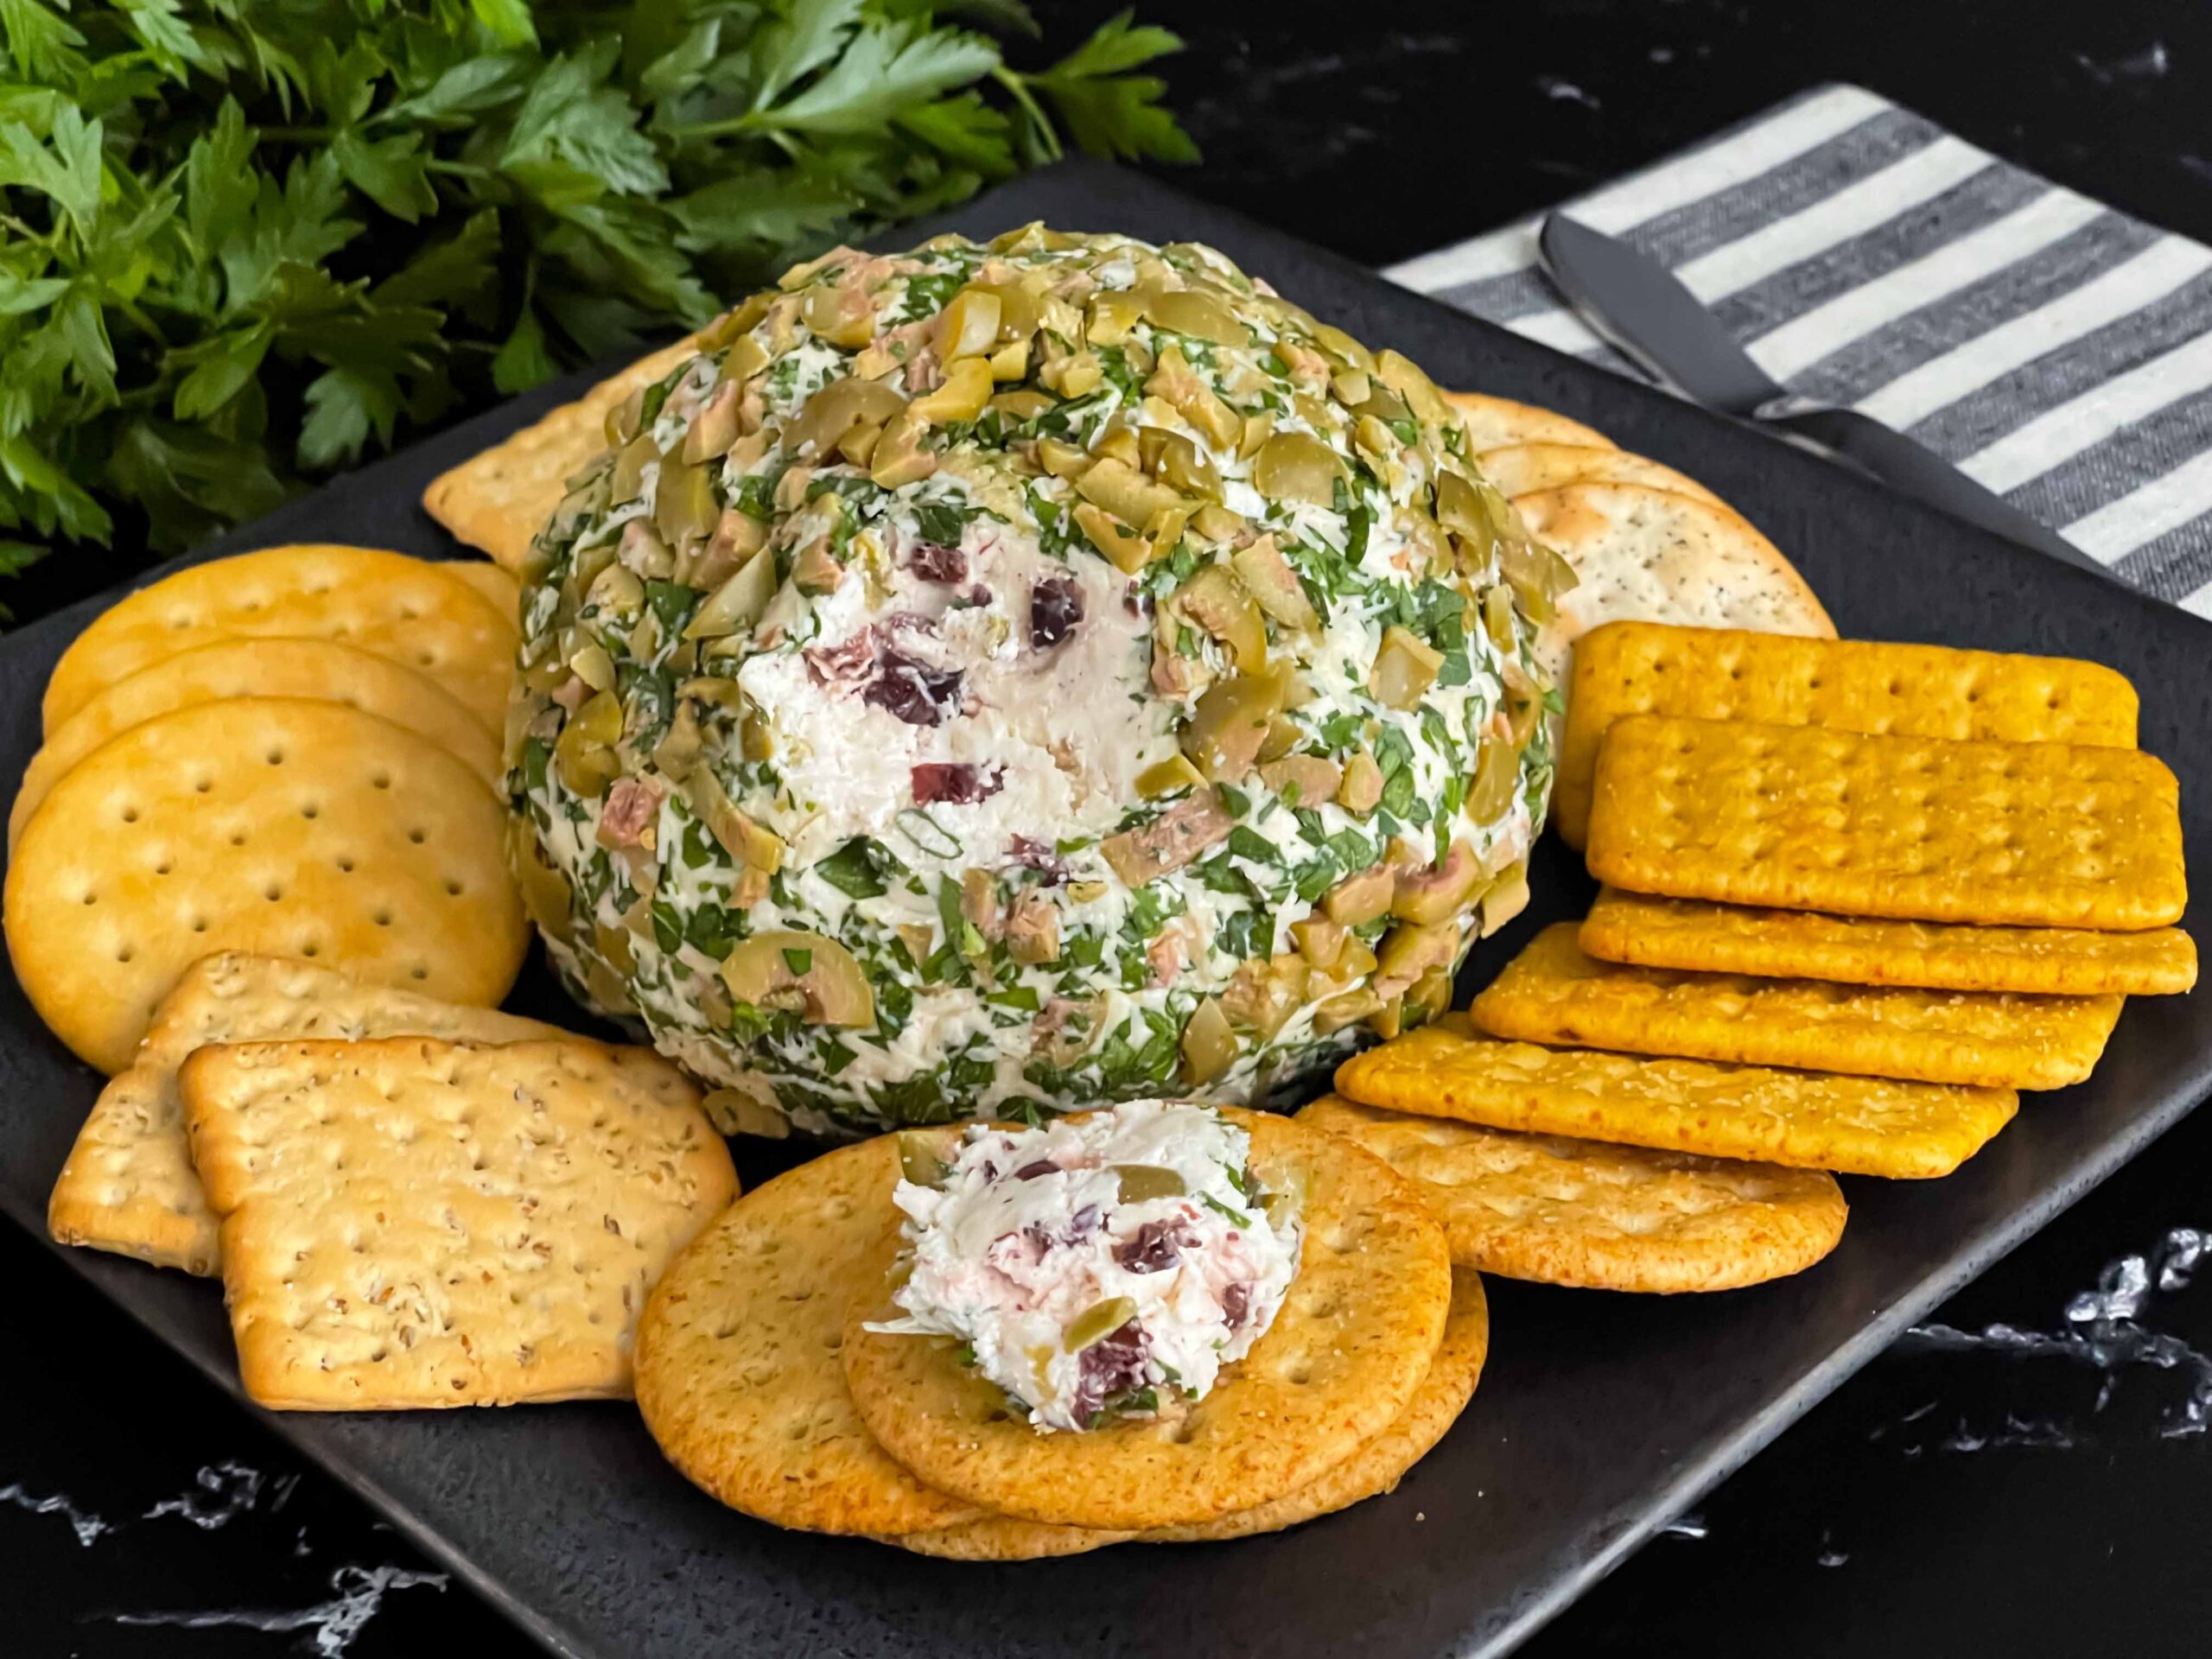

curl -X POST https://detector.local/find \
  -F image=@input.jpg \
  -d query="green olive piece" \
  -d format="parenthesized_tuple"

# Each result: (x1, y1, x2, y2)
(1217, 953, 1308, 1040)
(684, 551, 776, 640)
(912, 357, 994, 424)
(1250, 432, 1347, 508)
(1175, 564, 1266, 673)
(1371, 348, 1452, 424)
(1337, 747, 1383, 813)
(1038, 437, 1093, 480)
(510, 822, 575, 944)
(989, 389, 1056, 420)
(1433, 469, 1486, 543)
(555, 690, 624, 796)
(1391, 842, 1485, 925)
(1291, 912, 1347, 969)
(1144, 346, 1243, 451)
(1086, 290, 1142, 346)
(1179, 995, 1239, 1085)
(1498, 536, 1580, 620)
(870, 408, 937, 489)
(680, 384, 742, 464)
(1258, 752, 1341, 805)
(719, 929, 874, 1027)
(792, 377, 906, 458)
(1143, 429, 1223, 500)
(1308, 323, 1374, 374)
(1322, 863, 1395, 927)
(1142, 285, 1248, 346)
(1230, 537, 1319, 629)
(686, 768, 785, 873)
(1116, 1165, 1188, 1203)
(1375, 919, 1458, 995)
(1369, 624, 1444, 709)
(1313, 988, 1386, 1034)
(1074, 502, 1151, 575)
(1482, 584, 1518, 653)
(594, 920, 638, 978)
(1137, 753, 1205, 798)
(1075, 456, 1186, 530)
(1065, 1296, 1140, 1352)
(1466, 736, 1522, 823)
(800, 286, 874, 348)
(1181, 671, 1288, 781)
(654, 455, 717, 548)
(898, 1130, 950, 1188)
(938, 288, 1002, 360)
(609, 434, 658, 506)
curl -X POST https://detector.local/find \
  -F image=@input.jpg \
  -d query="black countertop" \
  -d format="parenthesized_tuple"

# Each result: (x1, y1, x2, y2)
(7, 2, 2210, 1653)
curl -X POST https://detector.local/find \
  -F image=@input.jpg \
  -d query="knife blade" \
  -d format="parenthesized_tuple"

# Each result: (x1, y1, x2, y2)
(1535, 213, 2109, 577)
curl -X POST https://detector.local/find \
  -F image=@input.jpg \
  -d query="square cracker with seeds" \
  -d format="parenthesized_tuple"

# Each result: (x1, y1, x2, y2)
(1554, 622, 2139, 849)
(181, 1035, 737, 1409)
(48, 952, 563, 1277)
(1586, 715, 2186, 931)
(422, 336, 702, 571)
(1335, 1014, 2018, 1179)
(1473, 924, 2125, 1091)
(1580, 887, 2197, 998)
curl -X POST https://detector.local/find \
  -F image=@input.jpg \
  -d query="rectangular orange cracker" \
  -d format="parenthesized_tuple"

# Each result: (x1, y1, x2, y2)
(1473, 924, 2123, 1091)
(1580, 887, 2197, 997)
(1335, 1014, 2018, 1179)
(1554, 622, 2139, 848)
(1586, 715, 2186, 931)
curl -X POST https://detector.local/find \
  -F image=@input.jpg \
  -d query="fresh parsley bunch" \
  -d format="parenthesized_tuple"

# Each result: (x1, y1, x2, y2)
(0, 0, 1193, 596)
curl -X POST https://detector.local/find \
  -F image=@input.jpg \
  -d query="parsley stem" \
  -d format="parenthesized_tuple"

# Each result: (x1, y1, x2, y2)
(992, 68, 1060, 162)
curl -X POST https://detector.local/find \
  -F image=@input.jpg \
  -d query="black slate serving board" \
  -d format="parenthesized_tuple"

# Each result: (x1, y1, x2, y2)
(1, 160, 2206, 1659)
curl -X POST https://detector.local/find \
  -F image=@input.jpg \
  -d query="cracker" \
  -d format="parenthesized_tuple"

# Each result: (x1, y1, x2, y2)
(441, 560, 523, 626)
(1513, 483, 1834, 683)
(1300, 1095, 1847, 1292)
(1476, 924, 2121, 1092)
(1336, 1014, 2018, 1179)
(1553, 621, 2141, 848)
(1586, 715, 2187, 931)
(13, 639, 499, 851)
(1478, 442, 1722, 506)
(4, 698, 527, 1074)
(842, 1110, 1452, 1532)
(181, 1036, 736, 1408)
(1581, 888, 2197, 998)
(634, 1135, 981, 1536)
(423, 337, 702, 571)
(885, 1269, 1490, 1560)
(47, 952, 563, 1276)
(1445, 391, 1615, 451)
(41, 545, 516, 737)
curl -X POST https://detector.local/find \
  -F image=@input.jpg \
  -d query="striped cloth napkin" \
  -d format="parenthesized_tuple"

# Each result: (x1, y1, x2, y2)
(1388, 82, 2212, 617)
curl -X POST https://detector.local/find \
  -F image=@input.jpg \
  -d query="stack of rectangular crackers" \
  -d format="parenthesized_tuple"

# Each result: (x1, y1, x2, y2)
(48, 951, 737, 1410)
(1325, 621, 2192, 1288)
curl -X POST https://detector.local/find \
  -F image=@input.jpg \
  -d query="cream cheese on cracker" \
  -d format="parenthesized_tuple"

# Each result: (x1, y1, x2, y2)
(871, 1102, 1300, 1431)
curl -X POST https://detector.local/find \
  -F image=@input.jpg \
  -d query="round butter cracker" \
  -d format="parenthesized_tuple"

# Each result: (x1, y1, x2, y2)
(12, 638, 500, 851)
(634, 1136, 981, 1536)
(4, 697, 526, 1074)
(41, 545, 517, 737)
(842, 1109, 1453, 1533)
(885, 1268, 1490, 1560)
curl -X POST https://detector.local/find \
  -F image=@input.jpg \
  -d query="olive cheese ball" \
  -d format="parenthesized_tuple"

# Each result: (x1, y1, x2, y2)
(510, 226, 1572, 1135)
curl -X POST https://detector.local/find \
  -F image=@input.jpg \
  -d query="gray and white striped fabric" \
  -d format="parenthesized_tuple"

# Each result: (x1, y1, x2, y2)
(1388, 83, 2212, 617)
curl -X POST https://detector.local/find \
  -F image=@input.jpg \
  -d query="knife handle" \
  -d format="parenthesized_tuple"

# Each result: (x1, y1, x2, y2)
(1762, 405, 2108, 576)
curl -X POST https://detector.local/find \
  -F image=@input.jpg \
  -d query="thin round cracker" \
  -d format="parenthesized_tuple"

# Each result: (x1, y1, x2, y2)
(441, 560, 522, 626)
(1477, 442, 1722, 506)
(634, 1137, 981, 1535)
(1445, 391, 1615, 452)
(3, 697, 526, 1074)
(884, 1268, 1491, 1560)
(1513, 482, 1834, 683)
(842, 1109, 1453, 1533)
(41, 545, 517, 737)
(12, 639, 500, 851)
(1300, 1096, 1847, 1293)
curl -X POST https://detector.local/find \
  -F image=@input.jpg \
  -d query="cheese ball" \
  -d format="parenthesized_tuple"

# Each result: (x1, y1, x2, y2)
(509, 226, 1568, 1135)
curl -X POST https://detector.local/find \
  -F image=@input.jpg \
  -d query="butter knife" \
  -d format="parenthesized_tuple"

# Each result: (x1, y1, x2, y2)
(1536, 213, 2109, 577)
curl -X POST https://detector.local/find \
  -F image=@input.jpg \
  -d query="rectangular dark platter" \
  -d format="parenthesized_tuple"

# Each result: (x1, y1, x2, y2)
(2, 160, 2207, 1659)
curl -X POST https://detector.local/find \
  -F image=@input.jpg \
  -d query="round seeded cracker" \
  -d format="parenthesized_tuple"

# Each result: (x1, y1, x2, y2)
(884, 1268, 1489, 1560)
(11, 639, 500, 851)
(633, 1136, 982, 1535)
(41, 545, 517, 737)
(842, 1109, 1454, 1533)
(4, 697, 526, 1074)
(1475, 442, 1723, 505)
(1299, 1095, 1847, 1293)
(1445, 391, 1616, 451)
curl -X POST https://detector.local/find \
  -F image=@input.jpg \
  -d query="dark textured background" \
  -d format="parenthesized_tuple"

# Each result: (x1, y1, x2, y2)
(6, 2, 2212, 1654)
